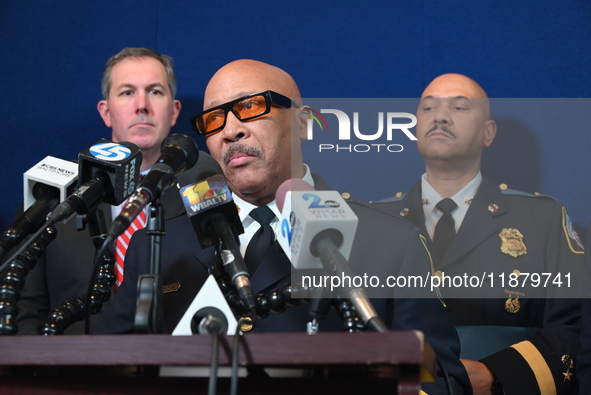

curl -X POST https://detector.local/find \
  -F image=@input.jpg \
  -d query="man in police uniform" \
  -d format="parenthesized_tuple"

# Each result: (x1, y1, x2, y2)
(374, 73, 584, 394)
(94, 60, 472, 394)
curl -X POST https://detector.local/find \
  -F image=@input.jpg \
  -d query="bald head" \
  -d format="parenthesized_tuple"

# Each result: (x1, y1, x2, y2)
(415, 73, 497, 185)
(422, 73, 490, 118)
(202, 59, 308, 206)
(204, 59, 302, 110)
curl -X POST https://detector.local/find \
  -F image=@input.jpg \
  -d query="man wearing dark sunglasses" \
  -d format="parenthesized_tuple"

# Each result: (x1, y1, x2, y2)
(94, 59, 471, 394)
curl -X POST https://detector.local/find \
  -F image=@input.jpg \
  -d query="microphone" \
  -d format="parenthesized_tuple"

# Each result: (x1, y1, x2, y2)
(108, 133, 199, 238)
(191, 306, 229, 335)
(275, 179, 357, 270)
(276, 179, 388, 332)
(178, 164, 257, 319)
(47, 139, 142, 224)
(0, 157, 78, 261)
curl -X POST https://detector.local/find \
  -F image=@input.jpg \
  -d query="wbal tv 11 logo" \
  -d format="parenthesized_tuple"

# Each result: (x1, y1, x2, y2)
(303, 103, 417, 153)
(180, 174, 233, 214)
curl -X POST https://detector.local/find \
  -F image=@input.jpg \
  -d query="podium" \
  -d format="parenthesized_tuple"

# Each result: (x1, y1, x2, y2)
(0, 331, 435, 394)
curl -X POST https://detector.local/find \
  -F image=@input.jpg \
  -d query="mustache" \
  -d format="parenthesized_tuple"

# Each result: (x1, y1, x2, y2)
(426, 125, 455, 138)
(223, 144, 263, 163)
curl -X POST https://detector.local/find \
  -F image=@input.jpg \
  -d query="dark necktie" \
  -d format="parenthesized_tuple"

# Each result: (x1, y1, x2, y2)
(244, 206, 276, 274)
(432, 198, 458, 261)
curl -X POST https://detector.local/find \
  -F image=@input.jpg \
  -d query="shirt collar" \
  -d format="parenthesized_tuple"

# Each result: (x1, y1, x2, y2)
(421, 171, 482, 218)
(233, 163, 314, 223)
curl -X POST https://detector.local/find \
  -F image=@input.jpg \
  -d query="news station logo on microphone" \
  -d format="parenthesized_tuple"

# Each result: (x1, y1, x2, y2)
(180, 174, 233, 215)
(278, 189, 358, 270)
(78, 139, 142, 205)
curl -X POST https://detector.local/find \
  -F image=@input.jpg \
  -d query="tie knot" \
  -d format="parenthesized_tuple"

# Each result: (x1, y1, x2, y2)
(249, 206, 275, 226)
(436, 198, 457, 215)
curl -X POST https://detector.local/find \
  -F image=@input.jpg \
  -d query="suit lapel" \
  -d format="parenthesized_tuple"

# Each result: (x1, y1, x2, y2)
(401, 181, 427, 233)
(250, 242, 292, 293)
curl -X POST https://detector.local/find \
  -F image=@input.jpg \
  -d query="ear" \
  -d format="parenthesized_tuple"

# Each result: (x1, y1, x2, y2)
(484, 119, 496, 147)
(297, 106, 313, 141)
(170, 99, 182, 126)
(97, 100, 112, 127)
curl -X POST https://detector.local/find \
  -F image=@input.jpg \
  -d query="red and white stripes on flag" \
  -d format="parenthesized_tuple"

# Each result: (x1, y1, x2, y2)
(114, 207, 148, 288)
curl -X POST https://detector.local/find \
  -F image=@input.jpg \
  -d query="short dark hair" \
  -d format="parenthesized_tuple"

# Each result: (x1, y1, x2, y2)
(101, 47, 177, 99)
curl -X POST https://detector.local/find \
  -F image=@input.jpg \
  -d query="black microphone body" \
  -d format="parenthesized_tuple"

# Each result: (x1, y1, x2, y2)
(109, 133, 198, 238)
(179, 169, 257, 319)
(314, 235, 388, 332)
(207, 213, 256, 318)
(1, 156, 78, 262)
(0, 185, 60, 262)
(276, 180, 388, 332)
(46, 140, 142, 224)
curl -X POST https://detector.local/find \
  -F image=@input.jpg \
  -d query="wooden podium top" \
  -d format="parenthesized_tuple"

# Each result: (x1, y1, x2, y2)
(0, 330, 433, 370)
(0, 331, 435, 395)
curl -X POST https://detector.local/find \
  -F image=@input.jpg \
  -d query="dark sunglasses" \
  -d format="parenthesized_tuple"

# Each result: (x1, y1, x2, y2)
(190, 90, 295, 136)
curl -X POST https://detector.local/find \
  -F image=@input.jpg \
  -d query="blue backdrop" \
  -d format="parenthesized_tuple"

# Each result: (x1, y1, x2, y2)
(1, 1, 590, 239)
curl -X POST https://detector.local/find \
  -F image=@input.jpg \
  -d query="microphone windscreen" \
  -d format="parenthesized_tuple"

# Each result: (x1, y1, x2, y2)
(275, 178, 314, 212)
(160, 133, 200, 171)
(175, 150, 222, 189)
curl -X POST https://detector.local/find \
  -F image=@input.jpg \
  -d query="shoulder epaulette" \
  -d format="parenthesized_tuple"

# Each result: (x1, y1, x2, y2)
(498, 183, 555, 200)
(375, 191, 405, 203)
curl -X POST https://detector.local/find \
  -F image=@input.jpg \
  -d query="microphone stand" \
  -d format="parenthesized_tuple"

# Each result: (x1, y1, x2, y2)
(39, 209, 116, 335)
(134, 201, 164, 334)
(0, 226, 56, 335)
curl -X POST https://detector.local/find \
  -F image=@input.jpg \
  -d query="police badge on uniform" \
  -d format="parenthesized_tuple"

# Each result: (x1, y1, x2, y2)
(499, 228, 527, 258)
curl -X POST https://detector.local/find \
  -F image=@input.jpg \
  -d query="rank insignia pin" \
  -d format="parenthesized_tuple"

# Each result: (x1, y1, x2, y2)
(162, 282, 181, 294)
(499, 228, 527, 257)
(562, 354, 574, 381)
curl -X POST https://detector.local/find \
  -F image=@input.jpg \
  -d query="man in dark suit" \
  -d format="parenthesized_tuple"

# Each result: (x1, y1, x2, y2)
(16, 47, 197, 335)
(374, 73, 584, 394)
(94, 59, 472, 394)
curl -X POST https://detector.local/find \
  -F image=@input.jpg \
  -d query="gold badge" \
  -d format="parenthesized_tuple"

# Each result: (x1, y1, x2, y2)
(421, 199, 430, 205)
(162, 282, 181, 294)
(499, 228, 527, 257)
(488, 203, 499, 213)
(400, 208, 409, 217)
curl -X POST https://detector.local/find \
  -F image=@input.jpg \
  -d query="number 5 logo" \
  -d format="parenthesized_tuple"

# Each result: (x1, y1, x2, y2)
(90, 142, 131, 161)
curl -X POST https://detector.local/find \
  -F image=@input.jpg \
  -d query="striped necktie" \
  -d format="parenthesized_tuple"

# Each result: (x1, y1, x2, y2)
(113, 202, 148, 288)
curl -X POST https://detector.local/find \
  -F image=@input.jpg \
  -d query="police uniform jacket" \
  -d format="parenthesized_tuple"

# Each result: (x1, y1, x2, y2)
(93, 174, 472, 395)
(374, 176, 584, 395)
